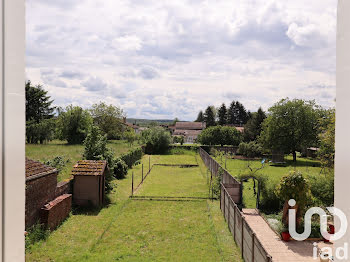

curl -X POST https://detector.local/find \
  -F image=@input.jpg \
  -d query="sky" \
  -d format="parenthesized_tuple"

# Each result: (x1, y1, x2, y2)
(26, 0, 337, 121)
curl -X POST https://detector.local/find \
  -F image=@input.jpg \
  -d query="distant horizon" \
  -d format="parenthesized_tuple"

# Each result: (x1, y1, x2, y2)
(27, 0, 336, 120)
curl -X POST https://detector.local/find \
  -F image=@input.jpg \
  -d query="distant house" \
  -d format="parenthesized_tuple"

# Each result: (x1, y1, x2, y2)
(173, 122, 206, 143)
(122, 117, 143, 134)
(224, 124, 245, 133)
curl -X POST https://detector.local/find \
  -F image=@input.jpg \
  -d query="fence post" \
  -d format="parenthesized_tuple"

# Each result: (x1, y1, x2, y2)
(233, 206, 236, 242)
(223, 189, 226, 219)
(241, 216, 244, 258)
(149, 156, 150, 172)
(131, 172, 134, 196)
(142, 164, 144, 182)
(227, 195, 231, 230)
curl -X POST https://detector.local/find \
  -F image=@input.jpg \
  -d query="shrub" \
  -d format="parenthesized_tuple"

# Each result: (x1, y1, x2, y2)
(113, 158, 128, 179)
(212, 167, 224, 198)
(198, 126, 242, 146)
(56, 105, 93, 144)
(120, 147, 143, 168)
(141, 127, 171, 154)
(309, 173, 334, 206)
(44, 156, 70, 172)
(237, 141, 263, 158)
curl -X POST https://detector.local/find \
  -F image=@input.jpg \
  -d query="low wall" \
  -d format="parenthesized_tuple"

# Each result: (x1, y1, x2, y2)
(55, 180, 72, 198)
(41, 194, 72, 230)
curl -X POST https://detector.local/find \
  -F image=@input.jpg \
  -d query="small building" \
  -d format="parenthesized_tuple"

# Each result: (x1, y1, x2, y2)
(306, 147, 320, 158)
(224, 124, 245, 133)
(25, 158, 72, 229)
(72, 160, 107, 207)
(173, 121, 206, 143)
(270, 150, 285, 164)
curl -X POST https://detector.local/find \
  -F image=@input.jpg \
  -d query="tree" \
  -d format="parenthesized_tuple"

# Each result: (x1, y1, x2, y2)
(123, 127, 137, 146)
(172, 117, 180, 126)
(227, 100, 250, 126)
(259, 98, 320, 162)
(243, 107, 266, 141)
(26, 119, 56, 144)
(56, 105, 93, 144)
(197, 126, 242, 146)
(195, 110, 204, 122)
(204, 106, 216, 127)
(217, 103, 227, 125)
(90, 102, 125, 140)
(318, 108, 335, 168)
(141, 127, 171, 154)
(25, 80, 55, 122)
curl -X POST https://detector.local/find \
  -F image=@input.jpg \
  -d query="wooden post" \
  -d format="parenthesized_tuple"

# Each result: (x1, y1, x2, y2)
(131, 172, 134, 196)
(142, 164, 144, 182)
(228, 195, 231, 230)
(223, 190, 226, 219)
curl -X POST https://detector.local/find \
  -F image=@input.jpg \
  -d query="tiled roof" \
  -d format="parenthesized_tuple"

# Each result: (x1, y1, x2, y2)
(25, 158, 57, 179)
(173, 129, 202, 136)
(175, 122, 205, 130)
(72, 160, 107, 176)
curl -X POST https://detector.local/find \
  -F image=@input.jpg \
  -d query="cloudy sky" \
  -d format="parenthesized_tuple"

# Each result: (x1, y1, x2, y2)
(26, 0, 337, 120)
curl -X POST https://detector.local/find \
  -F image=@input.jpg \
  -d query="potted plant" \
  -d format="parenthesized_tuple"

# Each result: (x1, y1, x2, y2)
(279, 223, 291, 242)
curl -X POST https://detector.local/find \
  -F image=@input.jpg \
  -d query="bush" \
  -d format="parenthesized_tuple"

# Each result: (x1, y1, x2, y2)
(237, 141, 263, 158)
(56, 105, 93, 144)
(113, 158, 128, 179)
(198, 126, 242, 146)
(26, 119, 56, 144)
(120, 147, 143, 168)
(309, 173, 334, 206)
(212, 167, 224, 198)
(44, 156, 70, 172)
(141, 127, 171, 154)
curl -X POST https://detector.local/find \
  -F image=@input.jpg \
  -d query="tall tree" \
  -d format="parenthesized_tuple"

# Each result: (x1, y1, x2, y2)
(25, 80, 54, 122)
(217, 103, 227, 125)
(243, 107, 266, 141)
(195, 111, 204, 122)
(89, 102, 125, 140)
(204, 106, 216, 127)
(259, 98, 320, 162)
(318, 108, 335, 168)
(227, 100, 249, 126)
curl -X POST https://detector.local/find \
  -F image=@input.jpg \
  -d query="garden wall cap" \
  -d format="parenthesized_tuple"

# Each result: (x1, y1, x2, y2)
(72, 160, 107, 176)
(25, 158, 58, 181)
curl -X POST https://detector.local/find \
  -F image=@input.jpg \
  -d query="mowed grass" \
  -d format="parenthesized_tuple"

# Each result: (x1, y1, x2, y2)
(215, 155, 332, 208)
(26, 152, 243, 262)
(26, 140, 138, 181)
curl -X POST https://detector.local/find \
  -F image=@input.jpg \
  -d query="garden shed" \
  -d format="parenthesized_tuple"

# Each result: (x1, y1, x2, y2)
(72, 160, 107, 207)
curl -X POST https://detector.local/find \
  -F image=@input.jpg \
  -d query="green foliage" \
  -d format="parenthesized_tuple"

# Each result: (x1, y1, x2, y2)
(237, 141, 263, 158)
(25, 223, 50, 251)
(123, 127, 138, 146)
(25, 80, 55, 122)
(56, 105, 93, 144)
(173, 135, 184, 145)
(212, 167, 224, 198)
(227, 100, 250, 125)
(243, 107, 266, 142)
(318, 108, 335, 168)
(26, 119, 56, 144)
(89, 102, 125, 140)
(198, 126, 242, 146)
(204, 106, 216, 127)
(195, 110, 204, 122)
(275, 171, 311, 210)
(120, 147, 143, 168)
(309, 173, 334, 206)
(217, 103, 227, 125)
(259, 98, 320, 161)
(141, 127, 171, 154)
(44, 156, 70, 172)
(113, 158, 128, 179)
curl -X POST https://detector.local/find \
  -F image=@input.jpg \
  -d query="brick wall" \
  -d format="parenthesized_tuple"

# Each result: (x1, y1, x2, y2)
(25, 172, 58, 229)
(55, 180, 72, 198)
(40, 194, 72, 230)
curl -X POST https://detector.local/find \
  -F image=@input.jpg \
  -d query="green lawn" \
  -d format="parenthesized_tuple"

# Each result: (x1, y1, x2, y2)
(26, 140, 138, 181)
(215, 155, 332, 209)
(26, 152, 243, 262)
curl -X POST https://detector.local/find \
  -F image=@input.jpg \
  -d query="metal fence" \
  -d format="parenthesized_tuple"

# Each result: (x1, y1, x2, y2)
(199, 147, 273, 262)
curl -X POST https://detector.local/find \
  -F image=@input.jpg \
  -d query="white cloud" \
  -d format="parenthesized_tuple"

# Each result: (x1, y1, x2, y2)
(26, 0, 337, 120)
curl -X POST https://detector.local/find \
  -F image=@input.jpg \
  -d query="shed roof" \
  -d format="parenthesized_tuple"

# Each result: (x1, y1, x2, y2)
(175, 122, 205, 130)
(25, 158, 57, 180)
(72, 160, 107, 176)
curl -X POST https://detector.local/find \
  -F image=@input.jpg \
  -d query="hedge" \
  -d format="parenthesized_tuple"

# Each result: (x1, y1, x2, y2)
(120, 147, 143, 168)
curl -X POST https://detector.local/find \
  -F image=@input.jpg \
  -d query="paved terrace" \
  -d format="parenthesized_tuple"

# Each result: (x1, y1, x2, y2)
(242, 209, 333, 262)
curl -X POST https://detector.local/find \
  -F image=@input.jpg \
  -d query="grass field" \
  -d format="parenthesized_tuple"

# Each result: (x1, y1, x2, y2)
(26, 140, 138, 181)
(26, 152, 243, 262)
(215, 155, 332, 209)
